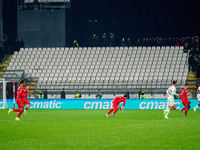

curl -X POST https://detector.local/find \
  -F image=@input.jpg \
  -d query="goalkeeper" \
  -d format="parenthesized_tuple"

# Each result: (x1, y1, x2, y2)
(164, 81, 179, 119)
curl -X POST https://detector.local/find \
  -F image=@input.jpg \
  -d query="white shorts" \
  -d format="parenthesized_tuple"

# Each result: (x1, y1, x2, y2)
(168, 98, 176, 106)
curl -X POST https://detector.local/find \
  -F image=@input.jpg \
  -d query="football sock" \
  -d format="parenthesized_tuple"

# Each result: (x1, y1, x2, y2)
(181, 108, 186, 111)
(165, 109, 170, 117)
(107, 109, 114, 115)
(113, 108, 119, 114)
(185, 108, 188, 115)
(17, 110, 23, 118)
(195, 105, 199, 108)
(13, 109, 20, 112)
(25, 107, 29, 111)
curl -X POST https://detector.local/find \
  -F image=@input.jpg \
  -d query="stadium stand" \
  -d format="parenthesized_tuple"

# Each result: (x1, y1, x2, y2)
(6, 46, 188, 99)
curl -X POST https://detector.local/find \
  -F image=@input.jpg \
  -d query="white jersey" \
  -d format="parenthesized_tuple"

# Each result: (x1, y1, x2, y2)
(166, 86, 177, 99)
(198, 86, 200, 91)
(197, 93, 200, 101)
(166, 85, 178, 106)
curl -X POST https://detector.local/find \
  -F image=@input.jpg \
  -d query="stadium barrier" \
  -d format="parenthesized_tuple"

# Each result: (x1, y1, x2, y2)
(0, 99, 200, 109)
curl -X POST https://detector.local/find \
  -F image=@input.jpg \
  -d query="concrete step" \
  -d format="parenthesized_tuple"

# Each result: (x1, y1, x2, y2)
(29, 82, 37, 85)
(188, 73, 196, 76)
(188, 89, 197, 92)
(188, 75, 196, 78)
(187, 71, 197, 94)
(29, 90, 35, 93)
(27, 81, 37, 94)
(29, 86, 36, 89)
(0, 67, 7, 70)
(0, 64, 8, 66)
(187, 81, 196, 85)
(187, 77, 197, 81)
(0, 55, 12, 69)
(3, 60, 10, 63)
(188, 85, 196, 88)
(0, 54, 12, 77)
(4, 56, 12, 59)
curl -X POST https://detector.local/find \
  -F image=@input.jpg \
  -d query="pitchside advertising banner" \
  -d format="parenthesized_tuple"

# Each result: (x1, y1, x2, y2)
(0, 99, 200, 109)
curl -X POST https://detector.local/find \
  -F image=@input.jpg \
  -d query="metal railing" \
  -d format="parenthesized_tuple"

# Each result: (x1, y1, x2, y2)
(17, 0, 71, 11)
(35, 80, 186, 95)
(1, 70, 25, 81)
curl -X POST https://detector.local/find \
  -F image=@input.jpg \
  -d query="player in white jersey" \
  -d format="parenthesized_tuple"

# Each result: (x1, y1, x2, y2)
(194, 87, 200, 112)
(164, 81, 179, 119)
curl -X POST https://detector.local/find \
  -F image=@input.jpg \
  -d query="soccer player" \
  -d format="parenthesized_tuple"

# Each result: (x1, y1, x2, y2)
(194, 89, 200, 112)
(198, 85, 200, 92)
(105, 95, 127, 118)
(8, 80, 26, 121)
(164, 81, 179, 119)
(23, 84, 31, 114)
(180, 84, 190, 117)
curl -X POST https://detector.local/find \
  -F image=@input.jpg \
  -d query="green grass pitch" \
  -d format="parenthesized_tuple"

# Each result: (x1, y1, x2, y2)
(0, 109, 200, 150)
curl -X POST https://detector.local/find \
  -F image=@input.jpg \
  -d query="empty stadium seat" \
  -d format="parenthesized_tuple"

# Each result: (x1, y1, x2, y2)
(8, 46, 188, 95)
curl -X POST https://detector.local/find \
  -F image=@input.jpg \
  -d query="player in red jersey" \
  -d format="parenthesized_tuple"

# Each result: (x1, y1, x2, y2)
(23, 84, 31, 114)
(180, 84, 190, 117)
(105, 95, 127, 118)
(8, 80, 26, 121)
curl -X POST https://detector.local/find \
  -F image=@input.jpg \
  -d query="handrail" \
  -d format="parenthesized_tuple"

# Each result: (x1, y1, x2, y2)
(35, 80, 186, 94)
(1, 70, 25, 81)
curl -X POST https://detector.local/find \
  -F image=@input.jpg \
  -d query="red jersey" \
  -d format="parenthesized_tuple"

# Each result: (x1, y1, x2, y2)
(180, 89, 189, 103)
(17, 85, 25, 100)
(24, 89, 29, 99)
(22, 88, 30, 105)
(112, 96, 126, 107)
